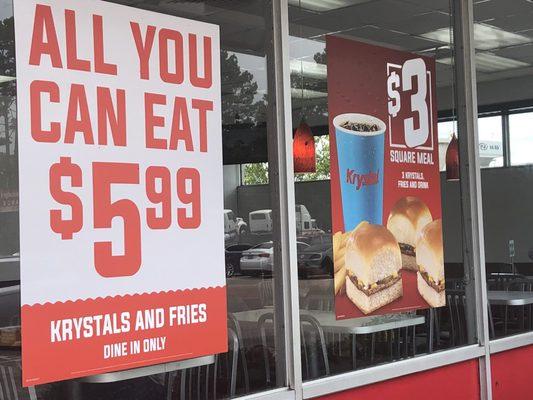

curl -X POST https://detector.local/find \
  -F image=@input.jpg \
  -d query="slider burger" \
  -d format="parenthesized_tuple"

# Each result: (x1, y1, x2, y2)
(416, 219, 445, 307)
(387, 196, 432, 271)
(345, 222, 403, 315)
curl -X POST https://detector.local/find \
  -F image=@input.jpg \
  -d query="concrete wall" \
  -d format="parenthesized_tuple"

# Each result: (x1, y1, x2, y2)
(437, 74, 533, 112)
(234, 165, 533, 264)
(223, 164, 241, 212)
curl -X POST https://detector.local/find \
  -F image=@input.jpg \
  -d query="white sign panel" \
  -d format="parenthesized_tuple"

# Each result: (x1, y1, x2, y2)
(14, 0, 226, 385)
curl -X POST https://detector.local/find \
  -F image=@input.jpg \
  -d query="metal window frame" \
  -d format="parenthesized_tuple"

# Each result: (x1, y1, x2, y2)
(452, 0, 492, 398)
(269, 0, 303, 397)
(237, 388, 296, 400)
(501, 112, 511, 167)
(490, 331, 533, 355)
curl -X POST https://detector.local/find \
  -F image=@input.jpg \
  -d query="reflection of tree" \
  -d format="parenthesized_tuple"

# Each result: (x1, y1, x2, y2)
(221, 49, 265, 125)
(243, 135, 331, 184)
(243, 162, 268, 185)
(0, 16, 17, 190)
(243, 50, 331, 185)
(294, 135, 330, 182)
(221, 48, 270, 168)
(291, 50, 328, 127)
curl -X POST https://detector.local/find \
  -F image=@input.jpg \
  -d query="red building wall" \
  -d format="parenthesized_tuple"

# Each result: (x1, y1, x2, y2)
(492, 345, 533, 400)
(317, 360, 480, 400)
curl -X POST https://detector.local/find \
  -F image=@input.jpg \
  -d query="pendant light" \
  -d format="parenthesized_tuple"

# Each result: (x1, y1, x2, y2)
(446, 133, 459, 181)
(293, 57, 316, 173)
(294, 120, 316, 173)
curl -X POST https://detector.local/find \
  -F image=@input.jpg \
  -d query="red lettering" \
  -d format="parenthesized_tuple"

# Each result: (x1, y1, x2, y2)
(97, 87, 126, 146)
(93, 15, 117, 75)
(189, 34, 212, 89)
(65, 84, 94, 144)
(29, 5, 62, 68)
(30, 80, 61, 143)
(131, 23, 156, 80)
(191, 99, 213, 153)
(159, 29, 184, 84)
(65, 9, 91, 71)
(145, 93, 167, 149)
(169, 97, 192, 151)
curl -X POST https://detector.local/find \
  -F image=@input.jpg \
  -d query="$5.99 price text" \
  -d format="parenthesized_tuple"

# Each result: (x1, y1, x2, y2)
(49, 157, 201, 278)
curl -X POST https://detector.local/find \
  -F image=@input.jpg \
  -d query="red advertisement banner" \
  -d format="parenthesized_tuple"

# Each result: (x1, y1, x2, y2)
(328, 36, 444, 320)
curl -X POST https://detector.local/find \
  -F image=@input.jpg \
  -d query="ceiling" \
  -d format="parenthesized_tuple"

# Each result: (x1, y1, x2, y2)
(3, 0, 530, 117)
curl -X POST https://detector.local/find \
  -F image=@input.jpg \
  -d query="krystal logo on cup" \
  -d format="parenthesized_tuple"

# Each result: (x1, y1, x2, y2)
(333, 113, 386, 231)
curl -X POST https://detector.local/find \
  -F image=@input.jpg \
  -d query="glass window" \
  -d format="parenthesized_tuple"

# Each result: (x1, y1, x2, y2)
(2, 0, 290, 398)
(288, 0, 477, 383)
(509, 112, 533, 166)
(475, 0, 533, 340)
(0, 1, 17, 259)
(438, 120, 456, 171)
(478, 115, 503, 168)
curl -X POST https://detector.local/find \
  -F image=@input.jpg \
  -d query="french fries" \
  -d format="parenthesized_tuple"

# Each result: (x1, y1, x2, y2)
(334, 267, 347, 295)
(333, 231, 351, 294)
(333, 231, 350, 273)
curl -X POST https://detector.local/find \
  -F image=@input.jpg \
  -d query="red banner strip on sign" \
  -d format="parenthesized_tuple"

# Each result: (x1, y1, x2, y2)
(21, 286, 227, 386)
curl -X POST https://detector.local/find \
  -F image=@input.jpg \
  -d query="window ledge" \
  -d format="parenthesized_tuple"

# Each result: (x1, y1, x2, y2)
(302, 345, 484, 399)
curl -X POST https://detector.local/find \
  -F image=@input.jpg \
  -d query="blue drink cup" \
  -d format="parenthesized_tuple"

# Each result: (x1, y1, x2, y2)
(333, 113, 386, 231)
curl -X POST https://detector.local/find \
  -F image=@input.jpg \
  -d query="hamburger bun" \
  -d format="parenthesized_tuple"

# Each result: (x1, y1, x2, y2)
(387, 197, 432, 271)
(345, 222, 403, 314)
(416, 219, 445, 307)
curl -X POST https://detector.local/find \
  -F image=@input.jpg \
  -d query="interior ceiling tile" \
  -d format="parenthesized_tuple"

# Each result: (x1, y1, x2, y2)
(295, 0, 434, 33)
(487, 13, 533, 33)
(338, 0, 434, 23)
(203, 0, 269, 15)
(396, 0, 451, 12)
(287, 0, 374, 13)
(289, 24, 330, 41)
(222, 29, 267, 55)
(380, 11, 452, 35)
(495, 43, 533, 63)
(474, 0, 533, 22)
(292, 9, 369, 34)
(343, 25, 443, 52)
(288, 6, 320, 22)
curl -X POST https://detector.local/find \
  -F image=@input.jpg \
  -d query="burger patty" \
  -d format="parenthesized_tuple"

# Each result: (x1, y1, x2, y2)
(419, 270, 445, 293)
(399, 243, 415, 257)
(349, 272, 402, 296)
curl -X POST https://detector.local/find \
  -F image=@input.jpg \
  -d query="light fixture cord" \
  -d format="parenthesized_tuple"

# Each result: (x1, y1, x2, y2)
(300, 0, 305, 122)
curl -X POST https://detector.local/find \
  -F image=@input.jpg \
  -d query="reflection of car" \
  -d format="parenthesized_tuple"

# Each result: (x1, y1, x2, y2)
(235, 217, 248, 236)
(249, 210, 273, 234)
(224, 210, 238, 244)
(225, 210, 249, 243)
(297, 241, 333, 279)
(298, 233, 331, 246)
(240, 241, 310, 275)
(225, 243, 253, 277)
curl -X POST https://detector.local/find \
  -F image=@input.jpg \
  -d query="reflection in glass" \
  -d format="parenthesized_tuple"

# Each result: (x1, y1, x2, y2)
(509, 112, 533, 166)
(289, 0, 476, 382)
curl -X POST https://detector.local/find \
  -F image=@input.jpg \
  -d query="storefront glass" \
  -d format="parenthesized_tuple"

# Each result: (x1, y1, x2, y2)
(0, 0, 292, 398)
(474, 0, 533, 340)
(2, 0, 533, 398)
(285, 0, 478, 382)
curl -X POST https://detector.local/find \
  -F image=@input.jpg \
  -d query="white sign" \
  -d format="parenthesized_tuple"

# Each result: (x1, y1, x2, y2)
(15, 0, 226, 386)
